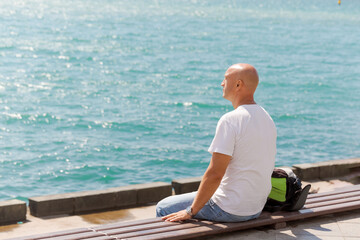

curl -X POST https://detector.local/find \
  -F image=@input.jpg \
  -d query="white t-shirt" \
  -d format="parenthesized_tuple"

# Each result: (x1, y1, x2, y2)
(208, 104, 277, 216)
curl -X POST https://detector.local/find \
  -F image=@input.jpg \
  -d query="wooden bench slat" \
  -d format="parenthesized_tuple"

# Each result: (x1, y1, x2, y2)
(305, 192, 360, 206)
(300, 199, 360, 217)
(113, 225, 197, 239)
(307, 184, 360, 199)
(118, 214, 274, 240)
(111, 220, 219, 239)
(306, 191, 360, 205)
(39, 231, 105, 240)
(306, 190, 360, 204)
(92, 217, 163, 231)
(95, 221, 181, 235)
(97, 220, 213, 237)
(125, 226, 223, 240)
(7, 228, 91, 240)
(125, 226, 242, 240)
(263, 199, 360, 223)
(76, 236, 115, 240)
(125, 216, 277, 240)
(305, 195, 360, 209)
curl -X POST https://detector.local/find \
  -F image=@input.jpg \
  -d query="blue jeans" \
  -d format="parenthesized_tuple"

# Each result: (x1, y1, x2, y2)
(156, 192, 261, 223)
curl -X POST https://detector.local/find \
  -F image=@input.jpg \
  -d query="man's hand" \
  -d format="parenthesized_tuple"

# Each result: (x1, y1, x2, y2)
(161, 210, 191, 222)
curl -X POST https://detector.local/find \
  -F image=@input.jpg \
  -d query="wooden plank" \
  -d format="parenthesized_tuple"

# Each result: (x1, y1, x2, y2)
(112, 221, 216, 239)
(307, 191, 360, 204)
(112, 213, 272, 240)
(6, 228, 91, 240)
(77, 236, 115, 240)
(97, 221, 182, 236)
(39, 231, 106, 240)
(300, 199, 360, 218)
(305, 191, 360, 206)
(305, 195, 360, 209)
(307, 184, 360, 199)
(262, 199, 360, 224)
(125, 216, 277, 240)
(92, 217, 163, 231)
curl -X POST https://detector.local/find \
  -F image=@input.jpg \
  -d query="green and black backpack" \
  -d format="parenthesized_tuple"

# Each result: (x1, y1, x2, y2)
(264, 168, 311, 212)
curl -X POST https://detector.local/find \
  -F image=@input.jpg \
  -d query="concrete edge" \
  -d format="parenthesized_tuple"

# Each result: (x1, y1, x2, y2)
(293, 158, 360, 180)
(172, 176, 202, 195)
(27, 182, 172, 218)
(0, 199, 26, 225)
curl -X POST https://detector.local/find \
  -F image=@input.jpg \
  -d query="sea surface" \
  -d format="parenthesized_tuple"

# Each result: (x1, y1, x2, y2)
(0, 0, 359, 201)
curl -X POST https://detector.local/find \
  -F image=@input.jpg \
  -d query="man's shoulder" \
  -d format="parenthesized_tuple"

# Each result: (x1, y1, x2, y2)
(222, 106, 251, 119)
(219, 107, 250, 125)
(220, 104, 274, 125)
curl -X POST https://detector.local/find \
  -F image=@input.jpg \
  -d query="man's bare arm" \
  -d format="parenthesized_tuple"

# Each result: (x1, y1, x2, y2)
(162, 152, 231, 222)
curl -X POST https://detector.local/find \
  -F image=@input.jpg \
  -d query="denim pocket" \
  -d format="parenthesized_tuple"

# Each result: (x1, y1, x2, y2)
(209, 198, 215, 206)
(209, 199, 225, 219)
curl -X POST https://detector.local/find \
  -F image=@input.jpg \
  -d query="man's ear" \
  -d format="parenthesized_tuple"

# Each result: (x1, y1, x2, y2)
(236, 79, 244, 89)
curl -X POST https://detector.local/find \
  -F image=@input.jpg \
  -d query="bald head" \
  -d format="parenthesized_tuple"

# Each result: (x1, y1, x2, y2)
(225, 63, 259, 93)
(222, 63, 259, 108)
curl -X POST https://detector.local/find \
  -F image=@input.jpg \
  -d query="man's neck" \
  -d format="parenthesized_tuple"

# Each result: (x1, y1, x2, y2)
(232, 98, 256, 109)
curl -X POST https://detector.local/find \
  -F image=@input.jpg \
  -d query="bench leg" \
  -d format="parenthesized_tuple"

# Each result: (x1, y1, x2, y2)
(271, 222, 287, 229)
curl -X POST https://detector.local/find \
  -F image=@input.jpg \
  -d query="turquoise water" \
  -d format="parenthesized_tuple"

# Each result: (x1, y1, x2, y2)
(0, 0, 359, 201)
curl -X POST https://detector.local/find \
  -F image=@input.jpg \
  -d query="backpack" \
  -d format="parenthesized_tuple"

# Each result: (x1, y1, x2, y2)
(264, 168, 311, 212)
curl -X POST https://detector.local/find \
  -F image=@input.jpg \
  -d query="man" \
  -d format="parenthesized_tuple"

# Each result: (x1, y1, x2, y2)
(156, 63, 277, 222)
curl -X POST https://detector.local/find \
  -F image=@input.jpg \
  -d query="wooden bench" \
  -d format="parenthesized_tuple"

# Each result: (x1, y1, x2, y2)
(8, 184, 360, 240)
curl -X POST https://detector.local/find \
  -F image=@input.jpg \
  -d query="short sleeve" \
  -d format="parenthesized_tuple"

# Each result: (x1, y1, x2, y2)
(208, 116, 235, 156)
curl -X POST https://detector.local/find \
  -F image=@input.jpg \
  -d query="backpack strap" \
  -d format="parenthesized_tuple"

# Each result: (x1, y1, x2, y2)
(287, 184, 311, 211)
